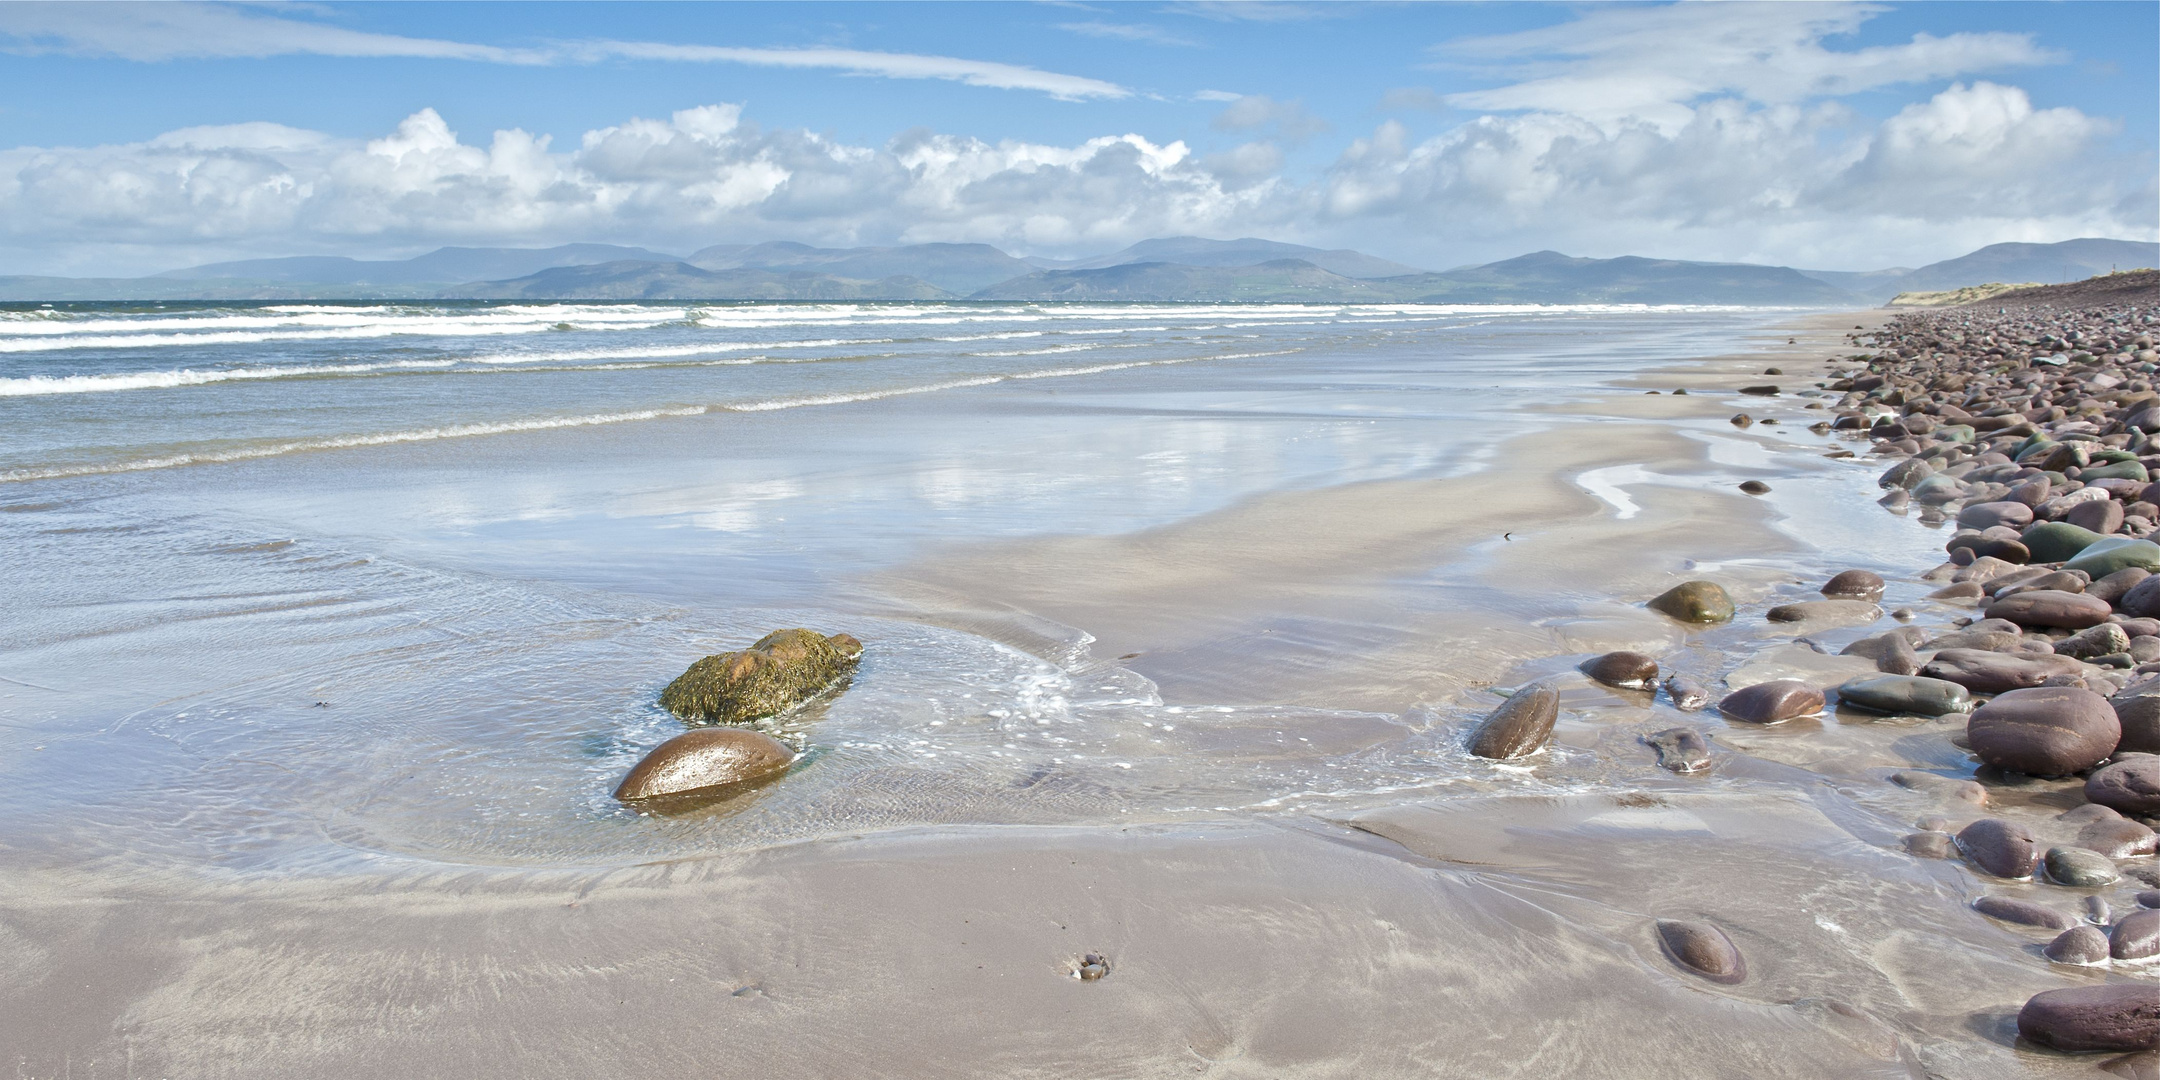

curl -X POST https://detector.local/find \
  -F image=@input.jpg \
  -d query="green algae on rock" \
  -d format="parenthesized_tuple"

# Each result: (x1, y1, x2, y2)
(1647, 580, 1735, 624)
(659, 628, 864, 724)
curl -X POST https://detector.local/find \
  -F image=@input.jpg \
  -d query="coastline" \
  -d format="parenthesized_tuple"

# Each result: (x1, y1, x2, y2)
(19, 301, 2160, 1075)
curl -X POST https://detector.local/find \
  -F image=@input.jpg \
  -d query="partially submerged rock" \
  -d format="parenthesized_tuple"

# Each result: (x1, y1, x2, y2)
(1654, 919, 1745, 984)
(1835, 674, 1971, 717)
(614, 728, 797, 802)
(1965, 686, 2121, 777)
(1718, 679, 1824, 724)
(1647, 581, 1735, 624)
(1644, 727, 1712, 773)
(659, 628, 864, 724)
(1582, 651, 1658, 690)
(1468, 683, 1559, 760)
(2018, 985, 2160, 1053)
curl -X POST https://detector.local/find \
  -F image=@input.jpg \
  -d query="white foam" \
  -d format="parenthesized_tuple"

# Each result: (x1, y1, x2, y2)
(0, 359, 458, 396)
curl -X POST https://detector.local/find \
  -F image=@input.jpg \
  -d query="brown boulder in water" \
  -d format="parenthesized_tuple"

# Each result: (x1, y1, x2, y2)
(1467, 684, 1560, 760)
(659, 628, 863, 724)
(614, 728, 796, 802)
(2018, 985, 2160, 1052)
(1717, 679, 1824, 724)
(1582, 651, 1658, 690)
(1821, 569, 1886, 600)
(1965, 686, 2121, 777)
(1958, 817, 2042, 878)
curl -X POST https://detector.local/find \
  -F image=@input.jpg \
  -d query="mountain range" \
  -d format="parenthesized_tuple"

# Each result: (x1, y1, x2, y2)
(2, 236, 2152, 306)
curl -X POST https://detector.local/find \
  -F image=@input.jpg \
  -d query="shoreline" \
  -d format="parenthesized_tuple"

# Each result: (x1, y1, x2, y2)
(24, 302, 2160, 1076)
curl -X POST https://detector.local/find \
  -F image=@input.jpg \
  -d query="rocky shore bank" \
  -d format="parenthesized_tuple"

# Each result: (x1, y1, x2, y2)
(1457, 279, 2160, 1059)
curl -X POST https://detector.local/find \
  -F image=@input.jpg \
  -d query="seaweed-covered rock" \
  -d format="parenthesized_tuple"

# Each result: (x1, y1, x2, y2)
(659, 628, 864, 724)
(614, 728, 796, 802)
(1647, 581, 1735, 624)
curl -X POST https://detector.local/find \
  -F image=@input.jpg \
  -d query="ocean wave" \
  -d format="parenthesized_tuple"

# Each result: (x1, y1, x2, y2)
(0, 359, 460, 396)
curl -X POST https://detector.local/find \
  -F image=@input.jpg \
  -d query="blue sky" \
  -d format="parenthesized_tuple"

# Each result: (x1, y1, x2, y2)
(0, 1, 2153, 276)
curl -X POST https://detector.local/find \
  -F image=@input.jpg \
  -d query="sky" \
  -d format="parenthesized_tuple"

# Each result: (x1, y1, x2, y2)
(0, 1, 2153, 277)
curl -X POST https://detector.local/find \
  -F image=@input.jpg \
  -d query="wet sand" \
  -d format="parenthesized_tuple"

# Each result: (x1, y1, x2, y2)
(15, 307, 2146, 1077)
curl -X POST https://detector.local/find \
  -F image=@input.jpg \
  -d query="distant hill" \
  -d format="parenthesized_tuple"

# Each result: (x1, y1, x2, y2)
(687, 241, 1034, 294)
(1799, 238, 2159, 302)
(970, 259, 1411, 302)
(157, 244, 678, 285)
(972, 251, 1863, 305)
(1056, 236, 1424, 279)
(442, 260, 954, 301)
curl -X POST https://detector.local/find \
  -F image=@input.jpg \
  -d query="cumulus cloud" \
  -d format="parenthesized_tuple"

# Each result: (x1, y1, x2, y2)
(0, 3, 1128, 100)
(0, 104, 1279, 273)
(1439, 2, 2061, 129)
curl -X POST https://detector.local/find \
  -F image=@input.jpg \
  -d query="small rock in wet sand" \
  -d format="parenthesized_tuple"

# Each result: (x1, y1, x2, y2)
(1958, 818, 2042, 879)
(1891, 770, 1987, 804)
(1718, 679, 1824, 724)
(1739, 480, 1771, 495)
(1975, 895, 2075, 929)
(1647, 581, 1736, 624)
(2116, 910, 2160, 961)
(2140, 892, 2160, 910)
(2091, 897, 2115, 925)
(1841, 632, 1924, 675)
(2080, 817, 2160, 859)
(2046, 846, 2122, 887)
(1905, 832, 1959, 858)
(2088, 754, 2160, 815)
(614, 728, 797, 802)
(1076, 953, 1110, 981)
(1822, 570, 1887, 601)
(2046, 925, 2113, 965)
(1837, 674, 1971, 716)
(1765, 599, 1883, 624)
(1964, 685, 2121, 776)
(1582, 651, 1659, 690)
(2018, 984, 2160, 1052)
(1644, 727, 1712, 773)
(1467, 683, 1560, 761)
(1731, 413, 1753, 428)
(1662, 676, 1709, 711)
(1655, 919, 1746, 984)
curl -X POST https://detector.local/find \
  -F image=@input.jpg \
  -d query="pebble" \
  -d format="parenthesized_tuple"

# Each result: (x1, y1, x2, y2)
(1985, 589, 2114, 630)
(1921, 648, 2088, 694)
(2113, 679, 2160, 753)
(1647, 580, 1735, 624)
(2067, 538, 2160, 579)
(2057, 622, 2134, 659)
(2088, 754, 2160, 815)
(1467, 683, 1560, 760)
(2116, 909, 2160, 960)
(1662, 676, 1709, 711)
(2017, 984, 2160, 1052)
(1717, 679, 1824, 724)
(1890, 770, 1988, 804)
(1739, 480, 1770, 495)
(1077, 953, 1110, 981)
(1904, 832, 1958, 858)
(2045, 925, 2113, 965)
(1582, 651, 1658, 690)
(1964, 685, 2122, 776)
(1835, 674, 1971, 716)
(613, 728, 797, 802)
(2079, 817, 2160, 859)
(1644, 727, 1712, 773)
(1821, 569, 1887, 600)
(2023, 521, 2108, 563)
(1959, 501, 2036, 530)
(1654, 919, 1746, 984)
(2045, 845, 2122, 887)
(1958, 818, 2042, 878)
(1974, 895, 2075, 929)
(1764, 600, 1883, 624)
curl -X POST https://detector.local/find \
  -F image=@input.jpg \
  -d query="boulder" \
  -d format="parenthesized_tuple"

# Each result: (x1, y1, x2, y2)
(1468, 684, 1560, 760)
(2093, 567, 2157, 605)
(1965, 686, 2121, 776)
(2087, 754, 2160, 815)
(1974, 895, 2075, 930)
(2112, 679, 2160, 753)
(1985, 590, 2113, 630)
(1582, 652, 1658, 690)
(659, 628, 864, 724)
(2069, 498, 2127, 536)
(2078, 817, 2159, 859)
(1921, 649, 2088, 694)
(1834, 674, 1972, 716)
(613, 728, 796, 802)
(1647, 581, 1735, 624)
(1958, 818, 2041, 878)
(1654, 919, 1745, 984)
(2120, 575, 2160, 619)
(2045, 846, 2121, 887)
(2018, 985, 2160, 1052)
(2117, 909, 2160, 961)
(1719, 679, 1824, 724)
(2056, 623, 2134, 660)
(1644, 728, 1713, 773)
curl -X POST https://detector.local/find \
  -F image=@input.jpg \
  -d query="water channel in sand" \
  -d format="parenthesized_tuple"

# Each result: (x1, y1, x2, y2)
(2, 302, 2130, 1077)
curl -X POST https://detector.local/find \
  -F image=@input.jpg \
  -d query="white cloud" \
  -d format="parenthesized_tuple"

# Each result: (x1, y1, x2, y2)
(0, 3, 1128, 101)
(1439, 2, 2061, 130)
(1211, 95, 1329, 141)
(1056, 22, 1198, 47)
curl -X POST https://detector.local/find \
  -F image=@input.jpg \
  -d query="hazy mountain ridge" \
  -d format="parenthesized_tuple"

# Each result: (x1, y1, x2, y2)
(2, 236, 2152, 305)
